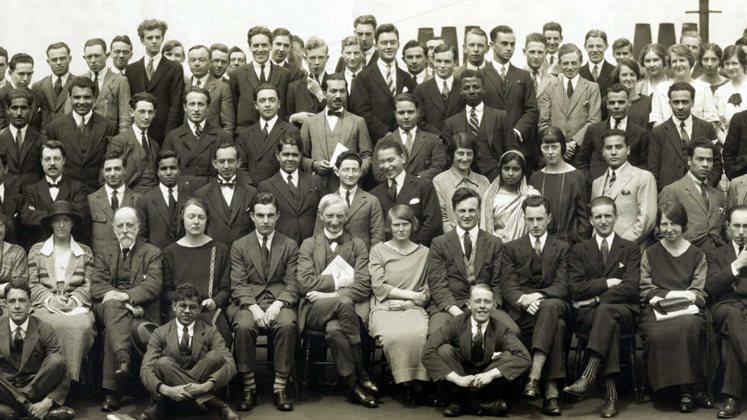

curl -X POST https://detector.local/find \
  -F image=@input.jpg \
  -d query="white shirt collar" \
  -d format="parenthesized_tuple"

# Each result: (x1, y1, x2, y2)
(324, 228, 343, 240)
(45, 175, 61, 185)
(192, 73, 209, 87)
(389, 169, 407, 190)
(563, 74, 580, 89)
(9, 318, 28, 335)
(339, 185, 357, 199)
(674, 114, 693, 131)
(494, 61, 510, 75)
(399, 126, 417, 140)
(529, 231, 548, 251)
(256, 229, 275, 245)
(377, 58, 398, 77)
(90, 67, 108, 81)
(175, 319, 195, 336)
(39, 236, 85, 257)
(260, 115, 278, 132)
(688, 170, 708, 188)
(344, 67, 361, 79)
(105, 184, 125, 198)
(159, 183, 177, 200)
(609, 115, 628, 130)
(8, 125, 27, 140)
(252, 60, 269, 78)
(188, 119, 204, 136)
(435, 74, 453, 90)
(594, 232, 615, 251)
(364, 47, 376, 64)
(55, 72, 71, 86)
(466, 60, 487, 71)
(609, 161, 629, 175)
(146, 54, 162, 70)
(281, 168, 299, 185)
(733, 241, 744, 257)
(132, 124, 148, 142)
(73, 110, 93, 126)
(470, 316, 488, 336)
(456, 225, 479, 241)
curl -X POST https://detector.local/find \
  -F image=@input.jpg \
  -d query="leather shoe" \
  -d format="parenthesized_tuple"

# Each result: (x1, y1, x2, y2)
(273, 390, 293, 411)
(718, 397, 742, 419)
(563, 376, 591, 398)
(479, 399, 508, 416)
(100, 393, 121, 412)
(679, 393, 694, 413)
(219, 404, 240, 420)
(443, 402, 463, 417)
(541, 398, 561, 416)
(358, 377, 380, 396)
(0, 403, 18, 420)
(138, 400, 164, 420)
(523, 379, 540, 400)
(600, 398, 618, 418)
(114, 361, 131, 388)
(694, 391, 714, 409)
(236, 388, 257, 411)
(350, 385, 378, 408)
(45, 406, 75, 420)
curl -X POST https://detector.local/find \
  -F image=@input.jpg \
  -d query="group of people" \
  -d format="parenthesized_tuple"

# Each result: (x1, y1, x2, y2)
(1, 11, 747, 420)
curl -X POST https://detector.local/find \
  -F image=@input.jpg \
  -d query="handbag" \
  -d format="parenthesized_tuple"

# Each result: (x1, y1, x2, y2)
(651, 297, 692, 314)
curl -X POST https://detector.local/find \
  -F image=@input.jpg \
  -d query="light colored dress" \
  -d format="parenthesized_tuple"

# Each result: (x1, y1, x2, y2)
(482, 177, 541, 242)
(433, 168, 490, 233)
(714, 80, 747, 132)
(368, 243, 429, 383)
(28, 236, 95, 381)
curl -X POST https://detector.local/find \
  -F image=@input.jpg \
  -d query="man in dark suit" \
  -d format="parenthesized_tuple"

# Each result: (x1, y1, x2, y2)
(209, 44, 231, 81)
(427, 188, 519, 335)
(83, 38, 132, 133)
(443, 70, 518, 181)
(0, 88, 46, 188)
(20, 140, 87, 247)
(423, 285, 530, 417)
(0, 279, 74, 420)
(237, 84, 298, 184)
(286, 37, 329, 127)
(91, 206, 162, 412)
(258, 136, 324, 245)
(481, 25, 538, 167)
(297, 194, 378, 407)
(401, 40, 431, 86)
(195, 142, 258, 247)
(126, 19, 185, 143)
(229, 192, 300, 412)
(139, 283, 238, 420)
(45, 76, 118, 193)
(370, 139, 442, 245)
(270, 28, 305, 83)
(0, 54, 47, 132)
(501, 195, 571, 416)
(576, 84, 649, 182)
(229, 26, 291, 133)
(373, 93, 446, 182)
(723, 109, 747, 180)
(32, 42, 75, 125)
(414, 43, 464, 137)
(453, 28, 491, 79)
(136, 150, 193, 249)
(649, 82, 719, 190)
(333, 15, 379, 73)
(340, 36, 365, 97)
(706, 205, 747, 419)
(163, 87, 234, 190)
(0, 151, 22, 245)
(185, 45, 235, 135)
(350, 23, 416, 143)
(579, 30, 615, 120)
(564, 196, 641, 418)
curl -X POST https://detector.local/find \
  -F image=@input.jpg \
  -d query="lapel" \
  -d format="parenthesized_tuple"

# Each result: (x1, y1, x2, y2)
(189, 321, 205, 361)
(473, 231, 490, 276)
(245, 233, 266, 280)
(312, 234, 328, 273)
(480, 108, 496, 148)
(129, 241, 147, 281)
(268, 63, 282, 87)
(96, 71, 116, 107)
(0, 321, 9, 366)
(395, 174, 416, 204)
(425, 79, 446, 113)
(19, 126, 40, 164)
(228, 184, 248, 225)
(605, 163, 634, 199)
(584, 239, 605, 275)
(371, 65, 394, 102)
(269, 173, 296, 213)
(0, 131, 19, 167)
(346, 190, 366, 219)
(458, 316, 472, 360)
(165, 321, 180, 359)
(339, 112, 354, 149)
(93, 188, 114, 221)
(153, 186, 173, 226)
(267, 234, 285, 279)
(481, 319, 497, 364)
(205, 76, 219, 97)
(408, 129, 426, 162)
(664, 119, 686, 161)
(503, 64, 519, 96)
(483, 64, 505, 103)
(445, 231, 467, 275)
(604, 236, 623, 273)
(682, 178, 709, 214)
(19, 318, 40, 372)
(147, 58, 169, 90)
(540, 236, 556, 284)
(61, 115, 85, 161)
(568, 77, 588, 114)
(206, 181, 230, 224)
(245, 63, 260, 88)
(294, 174, 311, 211)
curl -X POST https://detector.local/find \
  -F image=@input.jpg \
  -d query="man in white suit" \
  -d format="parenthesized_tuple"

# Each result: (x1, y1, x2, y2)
(591, 129, 656, 246)
(83, 38, 132, 133)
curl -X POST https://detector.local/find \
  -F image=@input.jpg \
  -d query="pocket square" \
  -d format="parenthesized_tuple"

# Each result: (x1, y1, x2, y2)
(409, 198, 420, 205)
(618, 262, 625, 268)
(491, 351, 503, 360)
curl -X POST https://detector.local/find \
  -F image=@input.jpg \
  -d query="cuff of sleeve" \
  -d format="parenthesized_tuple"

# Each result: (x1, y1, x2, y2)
(513, 128, 523, 142)
(732, 263, 740, 278)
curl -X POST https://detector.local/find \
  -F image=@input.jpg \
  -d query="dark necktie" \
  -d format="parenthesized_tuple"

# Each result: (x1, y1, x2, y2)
(122, 247, 130, 261)
(592, 64, 599, 81)
(328, 235, 343, 251)
(464, 232, 473, 259)
(532, 70, 539, 92)
(48, 181, 59, 188)
(141, 130, 150, 154)
(111, 189, 119, 210)
(471, 322, 484, 362)
(680, 121, 689, 143)
(500, 65, 507, 81)
(195, 78, 202, 88)
(179, 326, 190, 355)
(469, 107, 479, 137)
(566, 80, 574, 98)
(261, 234, 270, 261)
(194, 123, 202, 138)
(608, 170, 616, 190)
(262, 121, 269, 139)
(93, 72, 100, 98)
(218, 178, 235, 188)
(12, 327, 23, 351)
(614, 118, 620, 130)
(146, 58, 154, 81)
(601, 237, 609, 264)
(739, 245, 745, 255)
(14, 129, 23, 148)
(287, 174, 296, 195)
(260, 64, 267, 83)
(442, 80, 450, 102)
(345, 190, 351, 207)
(388, 179, 397, 201)
(403, 130, 413, 155)
(54, 77, 63, 97)
(700, 181, 710, 211)
(168, 187, 177, 217)
(534, 237, 542, 258)
(78, 116, 88, 137)
(549, 55, 554, 65)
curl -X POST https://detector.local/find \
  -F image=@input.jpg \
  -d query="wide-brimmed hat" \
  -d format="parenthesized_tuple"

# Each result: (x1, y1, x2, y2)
(131, 321, 159, 356)
(40, 200, 82, 227)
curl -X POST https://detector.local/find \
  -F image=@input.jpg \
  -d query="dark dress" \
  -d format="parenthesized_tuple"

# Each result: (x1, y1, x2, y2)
(528, 169, 590, 244)
(163, 239, 232, 345)
(638, 242, 716, 392)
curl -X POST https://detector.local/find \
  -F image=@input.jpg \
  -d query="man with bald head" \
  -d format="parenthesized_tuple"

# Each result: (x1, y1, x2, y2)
(91, 206, 163, 412)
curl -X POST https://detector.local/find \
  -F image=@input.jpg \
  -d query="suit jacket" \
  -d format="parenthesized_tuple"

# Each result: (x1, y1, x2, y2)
(350, 61, 416, 141)
(427, 229, 505, 311)
(237, 118, 299, 184)
(28, 238, 94, 307)
(723, 109, 747, 180)
(373, 129, 446, 182)
(422, 313, 530, 381)
(20, 176, 89, 246)
(659, 175, 726, 251)
(90, 239, 162, 322)
(312, 188, 385, 250)
(538, 76, 602, 144)
(229, 230, 300, 318)
(727, 173, 747, 210)
(194, 179, 258, 246)
(257, 172, 324, 245)
(162, 122, 233, 190)
(229, 62, 290, 131)
(576, 118, 649, 182)
(87, 186, 140, 253)
(297, 233, 371, 330)
(140, 319, 236, 393)
(414, 76, 465, 136)
(481, 63, 539, 142)
(0, 126, 46, 188)
(300, 109, 372, 173)
(0, 316, 69, 405)
(443, 105, 517, 181)
(370, 173, 442, 246)
(0, 84, 47, 132)
(568, 235, 641, 309)
(579, 60, 616, 119)
(286, 75, 327, 120)
(334, 50, 378, 73)
(648, 116, 720, 189)
(126, 57, 185, 142)
(31, 74, 75, 125)
(184, 75, 235, 134)
(0, 180, 22, 245)
(501, 234, 570, 319)
(706, 243, 747, 312)
(106, 127, 160, 194)
(591, 164, 657, 244)
(529, 66, 557, 99)
(45, 112, 118, 193)
(91, 69, 132, 132)
(135, 182, 194, 249)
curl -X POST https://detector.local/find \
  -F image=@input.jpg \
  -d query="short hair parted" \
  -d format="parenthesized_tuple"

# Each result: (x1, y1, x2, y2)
(723, 45, 747, 67)
(432, 42, 457, 59)
(489, 25, 514, 43)
(538, 126, 567, 156)
(590, 195, 617, 216)
(188, 44, 211, 57)
(656, 200, 688, 230)
(668, 43, 695, 67)
(459, 68, 484, 83)
(252, 191, 279, 214)
(451, 187, 482, 211)
(727, 204, 747, 223)
(667, 81, 695, 100)
(9, 53, 34, 72)
(137, 19, 168, 39)
(402, 40, 427, 58)
(42, 140, 67, 158)
(686, 137, 717, 158)
(447, 132, 478, 157)
(394, 92, 419, 109)
(129, 92, 158, 110)
(322, 73, 347, 91)
(611, 59, 642, 85)
(173, 283, 202, 304)
(110, 34, 133, 49)
(4, 87, 34, 108)
(375, 23, 399, 43)
(4, 277, 31, 300)
(84, 38, 108, 52)
(525, 32, 547, 47)
(318, 193, 348, 215)
(272, 27, 293, 41)
(522, 194, 552, 215)
(612, 38, 633, 51)
(252, 83, 279, 101)
(210, 43, 229, 55)
(584, 29, 608, 45)
(305, 36, 328, 54)
(558, 43, 583, 61)
(183, 86, 212, 105)
(639, 43, 666, 67)
(276, 135, 303, 154)
(341, 36, 361, 49)
(157, 149, 180, 166)
(375, 138, 405, 158)
(67, 76, 96, 95)
(46, 41, 71, 56)
(214, 141, 239, 160)
(542, 22, 563, 37)
(103, 150, 126, 167)
(699, 42, 723, 64)
(680, 30, 703, 45)
(465, 27, 489, 44)
(353, 15, 377, 29)
(600, 128, 628, 146)
(180, 196, 210, 223)
(247, 26, 273, 44)
(228, 46, 245, 56)
(335, 150, 362, 169)
(386, 204, 419, 233)
(161, 40, 183, 56)
(605, 82, 630, 99)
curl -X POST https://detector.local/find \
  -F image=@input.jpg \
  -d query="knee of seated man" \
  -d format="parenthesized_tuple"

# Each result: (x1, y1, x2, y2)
(202, 352, 225, 370)
(272, 316, 298, 335)
(233, 310, 258, 333)
(538, 298, 566, 314)
(436, 343, 458, 359)
(46, 353, 66, 373)
(156, 356, 179, 374)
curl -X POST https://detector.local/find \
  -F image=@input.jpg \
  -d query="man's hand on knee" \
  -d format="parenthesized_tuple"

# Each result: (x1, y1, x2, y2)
(28, 397, 53, 419)
(162, 384, 193, 401)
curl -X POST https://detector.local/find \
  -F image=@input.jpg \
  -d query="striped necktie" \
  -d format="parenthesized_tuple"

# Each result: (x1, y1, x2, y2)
(385, 63, 395, 96)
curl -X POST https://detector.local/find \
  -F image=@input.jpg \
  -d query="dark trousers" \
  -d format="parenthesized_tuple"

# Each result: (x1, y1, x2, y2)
(96, 299, 148, 391)
(435, 343, 508, 408)
(515, 298, 570, 380)
(155, 351, 225, 405)
(0, 353, 66, 410)
(574, 303, 637, 377)
(713, 302, 747, 397)
(232, 307, 298, 374)
(304, 296, 360, 378)
(428, 308, 520, 336)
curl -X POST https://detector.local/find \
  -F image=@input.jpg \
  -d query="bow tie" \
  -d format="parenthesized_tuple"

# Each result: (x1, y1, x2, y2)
(47, 182, 59, 188)
(327, 235, 343, 245)
(327, 109, 342, 118)
(728, 93, 743, 106)
(218, 180, 235, 188)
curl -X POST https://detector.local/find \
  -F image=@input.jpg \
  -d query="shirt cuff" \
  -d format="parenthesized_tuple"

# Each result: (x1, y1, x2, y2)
(732, 263, 740, 278)
(513, 128, 523, 142)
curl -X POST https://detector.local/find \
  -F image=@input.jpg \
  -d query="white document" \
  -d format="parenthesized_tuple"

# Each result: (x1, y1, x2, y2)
(329, 143, 349, 167)
(322, 255, 354, 289)
(653, 304, 698, 321)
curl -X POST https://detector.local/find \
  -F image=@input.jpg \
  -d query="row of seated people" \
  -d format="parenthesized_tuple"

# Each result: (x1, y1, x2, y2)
(4, 182, 747, 420)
